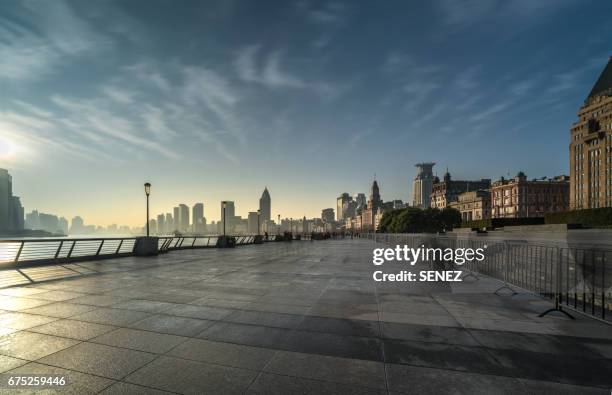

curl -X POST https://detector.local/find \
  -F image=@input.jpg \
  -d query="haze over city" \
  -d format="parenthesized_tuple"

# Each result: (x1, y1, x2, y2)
(1, 0, 611, 226)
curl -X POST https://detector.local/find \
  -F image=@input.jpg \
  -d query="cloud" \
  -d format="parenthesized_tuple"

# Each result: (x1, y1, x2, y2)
(297, 1, 348, 25)
(0, 0, 108, 81)
(233, 46, 343, 98)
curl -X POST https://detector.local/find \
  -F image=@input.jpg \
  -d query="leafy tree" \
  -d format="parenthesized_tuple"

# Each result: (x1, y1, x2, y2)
(376, 206, 462, 233)
(440, 207, 461, 231)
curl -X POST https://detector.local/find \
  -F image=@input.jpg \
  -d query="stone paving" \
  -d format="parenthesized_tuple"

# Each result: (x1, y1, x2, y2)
(0, 239, 610, 394)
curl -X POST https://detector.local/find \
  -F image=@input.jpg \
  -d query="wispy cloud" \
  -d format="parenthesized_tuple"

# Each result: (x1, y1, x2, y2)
(297, 1, 349, 25)
(234, 46, 344, 98)
(0, 0, 108, 81)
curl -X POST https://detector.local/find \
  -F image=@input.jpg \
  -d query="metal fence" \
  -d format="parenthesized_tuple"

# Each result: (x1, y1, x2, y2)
(0, 235, 260, 267)
(361, 233, 612, 322)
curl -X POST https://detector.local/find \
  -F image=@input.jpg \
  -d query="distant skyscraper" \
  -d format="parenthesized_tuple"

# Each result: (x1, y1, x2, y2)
(412, 163, 435, 209)
(221, 201, 235, 232)
(0, 168, 13, 231)
(321, 208, 335, 223)
(70, 216, 84, 234)
(368, 179, 382, 212)
(25, 210, 39, 230)
(58, 217, 69, 235)
(178, 204, 189, 232)
(157, 214, 165, 234)
(192, 203, 205, 234)
(173, 206, 180, 231)
(259, 187, 271, 223)
(354, 193, 366, 212)
(247, 211, 258, 234)
(336, 193, 351, 221)
(11, 196, 24, 231)
(165, 213, 173, 233)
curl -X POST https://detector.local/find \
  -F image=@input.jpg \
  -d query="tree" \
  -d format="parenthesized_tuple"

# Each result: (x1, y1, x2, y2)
(440, 207, 461, 231)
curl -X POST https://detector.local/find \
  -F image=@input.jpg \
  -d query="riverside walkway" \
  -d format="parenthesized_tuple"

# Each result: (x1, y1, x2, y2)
(0, 239, 610, 394)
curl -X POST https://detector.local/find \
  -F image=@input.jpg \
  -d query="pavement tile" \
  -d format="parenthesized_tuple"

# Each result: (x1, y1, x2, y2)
(27, 319, 116, 341)
(128, 314, 216, 337)
(0, 296, 53, 311)
(264, 350, 386, 389)
(163, 304, 234, 320)
(0, 354, 28, 373)
(71, 308, 151, 326)
(198, 321, 292, 349)
(7, 362, 114, 394)
(91, 328, 188, 354)
(100, 382, 174, 394)
(23, 302, 98, 318)
(0, 331, 79, 360)
(38, 342, 157, 380)
(247, 372, 387, 395)
(168, 338, 276, 370)
(125, 355, 258, 394)
(386, 363, 525, 394)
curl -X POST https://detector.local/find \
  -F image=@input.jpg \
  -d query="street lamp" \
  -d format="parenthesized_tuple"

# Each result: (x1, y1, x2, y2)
(222, 201, 227, 236)
(144, 182, 151, 237)
(257, 209, 261, 236)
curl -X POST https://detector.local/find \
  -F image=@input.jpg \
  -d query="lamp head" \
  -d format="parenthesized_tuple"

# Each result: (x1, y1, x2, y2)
(144, 182, 151, 196)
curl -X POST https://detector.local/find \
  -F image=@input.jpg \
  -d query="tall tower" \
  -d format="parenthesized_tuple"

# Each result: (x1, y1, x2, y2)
(336, 193, 351, 221)
(412, 163, 435, 209)
(368, 178, 382, 212)
(259, 187, 271, 223)
(570, 57, 612, 209)
(0, 169, 13, 231)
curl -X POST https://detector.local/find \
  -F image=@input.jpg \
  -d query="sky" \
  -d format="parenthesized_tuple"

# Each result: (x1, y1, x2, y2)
(0, 0, 611, 227)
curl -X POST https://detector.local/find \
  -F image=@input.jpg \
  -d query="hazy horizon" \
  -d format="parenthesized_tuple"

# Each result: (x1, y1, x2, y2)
(1, 0, 611, 226)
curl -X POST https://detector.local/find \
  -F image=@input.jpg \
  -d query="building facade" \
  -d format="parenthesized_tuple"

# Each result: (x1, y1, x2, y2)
(449, 190, 491, 222)
(491, 173, 569, 218)
(192, 203, 205, 234)
(336, 193, 351, 221)
(259, 188, 271, 223)
(570, 57, 612, 209)
(178, 204, 189, 232)
(430, 171, 491, 209)
(361, 179, 383, 230)
(321, 208, 335, 223)
(412, 163, 435, 209)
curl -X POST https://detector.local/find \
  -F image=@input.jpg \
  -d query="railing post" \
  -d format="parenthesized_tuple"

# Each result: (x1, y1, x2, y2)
(54, 241, 63, 260)
(116, 239, 124, 255)
(96, 240, 105, 256)
(14, 241, 24, 263)
(67, 240, 76, 258)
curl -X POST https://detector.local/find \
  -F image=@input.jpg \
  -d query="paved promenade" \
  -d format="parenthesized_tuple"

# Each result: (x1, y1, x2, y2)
(0, 239, 610, 394)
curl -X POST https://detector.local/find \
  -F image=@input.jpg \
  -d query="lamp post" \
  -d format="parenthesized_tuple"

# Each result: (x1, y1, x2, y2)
(277, 214, 281, 234)
(144, 182, 151, 237)
(257, 209, 261, 236)
(222, 201, 227, 236)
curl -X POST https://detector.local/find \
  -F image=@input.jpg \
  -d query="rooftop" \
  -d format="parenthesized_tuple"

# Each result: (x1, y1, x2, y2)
(0, 239, 610, 393)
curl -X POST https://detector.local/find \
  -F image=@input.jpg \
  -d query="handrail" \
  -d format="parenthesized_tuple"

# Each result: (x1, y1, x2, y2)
(361, 233, 612, 323)
(0, 234, 262, 267)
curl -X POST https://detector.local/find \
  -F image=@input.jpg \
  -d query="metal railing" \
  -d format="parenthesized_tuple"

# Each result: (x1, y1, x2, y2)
(0, 235, 261, 267)
(0, 238, 138, 267)
(361, 233, 612, 322)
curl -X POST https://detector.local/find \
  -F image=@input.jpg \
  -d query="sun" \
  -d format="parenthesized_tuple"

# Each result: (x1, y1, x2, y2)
(0, 137, 15, 159)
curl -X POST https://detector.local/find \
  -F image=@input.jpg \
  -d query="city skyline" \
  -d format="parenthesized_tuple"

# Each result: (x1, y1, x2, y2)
(1, 1, 611, 226)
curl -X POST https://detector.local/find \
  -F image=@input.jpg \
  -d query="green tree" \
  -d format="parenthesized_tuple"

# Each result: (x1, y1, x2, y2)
(440, 207, 461, 231)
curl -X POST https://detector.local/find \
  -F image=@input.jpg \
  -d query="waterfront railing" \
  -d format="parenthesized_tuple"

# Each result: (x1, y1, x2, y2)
(362, 233, 612, 323)
(0, 235, 260, 267)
